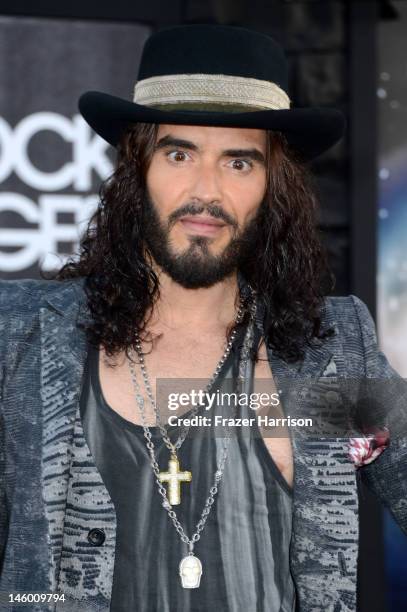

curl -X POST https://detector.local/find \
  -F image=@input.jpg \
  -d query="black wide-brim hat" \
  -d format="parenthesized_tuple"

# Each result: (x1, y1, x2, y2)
(78, 24, 346, 161)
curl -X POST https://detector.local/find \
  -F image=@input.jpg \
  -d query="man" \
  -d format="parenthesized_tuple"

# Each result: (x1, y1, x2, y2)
(1, 23, 406, 612)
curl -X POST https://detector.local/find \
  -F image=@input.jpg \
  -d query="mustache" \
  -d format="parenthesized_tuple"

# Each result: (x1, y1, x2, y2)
(168, 203, 238, 229)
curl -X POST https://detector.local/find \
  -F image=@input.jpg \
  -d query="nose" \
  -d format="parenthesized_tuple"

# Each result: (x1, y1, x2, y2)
(189, 160, 222, 205)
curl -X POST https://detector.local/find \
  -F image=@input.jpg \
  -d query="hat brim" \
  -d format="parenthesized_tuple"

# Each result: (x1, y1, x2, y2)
(78, 91, 346, 161)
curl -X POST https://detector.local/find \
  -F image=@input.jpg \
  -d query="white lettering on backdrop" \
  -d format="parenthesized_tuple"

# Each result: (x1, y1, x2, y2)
(0, 112, 113, 272)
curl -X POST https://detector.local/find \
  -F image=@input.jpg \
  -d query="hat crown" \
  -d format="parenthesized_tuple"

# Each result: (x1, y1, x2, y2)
(78, 23, 345, 161)
(137, 24, 289, 94)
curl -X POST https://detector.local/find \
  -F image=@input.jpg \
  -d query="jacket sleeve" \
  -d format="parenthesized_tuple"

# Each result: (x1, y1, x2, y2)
(351, 294, 407, 535)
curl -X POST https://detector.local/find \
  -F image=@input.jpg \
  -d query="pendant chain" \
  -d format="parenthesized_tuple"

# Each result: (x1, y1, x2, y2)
(128, 288, 257, 554)
(130, 289, 248, 454)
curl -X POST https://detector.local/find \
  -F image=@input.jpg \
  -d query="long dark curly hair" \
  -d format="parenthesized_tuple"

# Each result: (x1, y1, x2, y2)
(51, 122, 336, 364)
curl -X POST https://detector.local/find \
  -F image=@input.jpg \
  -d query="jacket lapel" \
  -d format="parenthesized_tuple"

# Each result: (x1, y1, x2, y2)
(266, 313, 359, 611)
(39, 282, 89, 591)
(40, 280, 115, 607)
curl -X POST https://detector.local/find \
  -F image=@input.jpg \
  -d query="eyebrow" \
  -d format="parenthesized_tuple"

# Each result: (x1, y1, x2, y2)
(154, 135, 266, 165)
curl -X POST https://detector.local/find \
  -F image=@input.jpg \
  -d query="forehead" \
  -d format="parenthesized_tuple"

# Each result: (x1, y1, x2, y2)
(155, 123, 267, 150)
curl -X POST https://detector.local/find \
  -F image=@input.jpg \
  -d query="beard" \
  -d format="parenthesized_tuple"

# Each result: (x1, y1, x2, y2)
(141, 189, 263, 289)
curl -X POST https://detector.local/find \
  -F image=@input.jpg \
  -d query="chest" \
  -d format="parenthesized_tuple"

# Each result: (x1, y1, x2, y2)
(98, 334, 294, 488)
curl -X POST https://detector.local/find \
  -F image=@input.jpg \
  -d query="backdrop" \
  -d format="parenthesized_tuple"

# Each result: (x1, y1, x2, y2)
(377, 2, 407, 609)
(0, 16, 150, 277)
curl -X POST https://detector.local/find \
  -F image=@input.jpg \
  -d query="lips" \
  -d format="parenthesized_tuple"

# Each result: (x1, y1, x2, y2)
(179, 215, 226, 227)
(179, 215, 226, 236)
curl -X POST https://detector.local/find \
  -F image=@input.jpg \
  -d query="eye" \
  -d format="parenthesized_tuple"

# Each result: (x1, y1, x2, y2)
(229, 159, 253, 172)
(166, 150, 190, 163)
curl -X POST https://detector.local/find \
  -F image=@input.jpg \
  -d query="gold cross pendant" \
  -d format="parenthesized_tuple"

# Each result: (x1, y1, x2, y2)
(159, 455, 192, 505)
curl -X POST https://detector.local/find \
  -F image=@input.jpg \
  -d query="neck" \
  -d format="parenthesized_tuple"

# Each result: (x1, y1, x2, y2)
(146, 268, 241, 334)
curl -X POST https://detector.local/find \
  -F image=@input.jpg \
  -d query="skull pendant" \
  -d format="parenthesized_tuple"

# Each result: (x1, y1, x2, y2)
(179, 554, 203, 588)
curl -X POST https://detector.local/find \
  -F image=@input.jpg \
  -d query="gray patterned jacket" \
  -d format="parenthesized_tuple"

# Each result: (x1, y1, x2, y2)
(0, 277, 406, 612)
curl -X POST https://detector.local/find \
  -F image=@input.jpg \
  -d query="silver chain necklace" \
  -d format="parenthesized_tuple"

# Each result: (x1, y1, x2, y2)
(128, 289, 257, 589)
(131, 290, 247, 456)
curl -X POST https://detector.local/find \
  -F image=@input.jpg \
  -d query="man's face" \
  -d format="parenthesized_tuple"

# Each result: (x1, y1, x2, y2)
(143, 124, 267, 288)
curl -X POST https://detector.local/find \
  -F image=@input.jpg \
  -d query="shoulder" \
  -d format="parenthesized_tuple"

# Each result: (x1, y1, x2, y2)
(323, 293, 371, 318)
(0, 277, 87, 352)
(323, 293, 377, 340)
(321, 294, 388, 378)
(0, 277, 86, 315)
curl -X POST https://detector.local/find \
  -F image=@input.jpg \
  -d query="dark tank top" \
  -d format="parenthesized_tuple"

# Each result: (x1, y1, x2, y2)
(80, 321, 296, 612)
